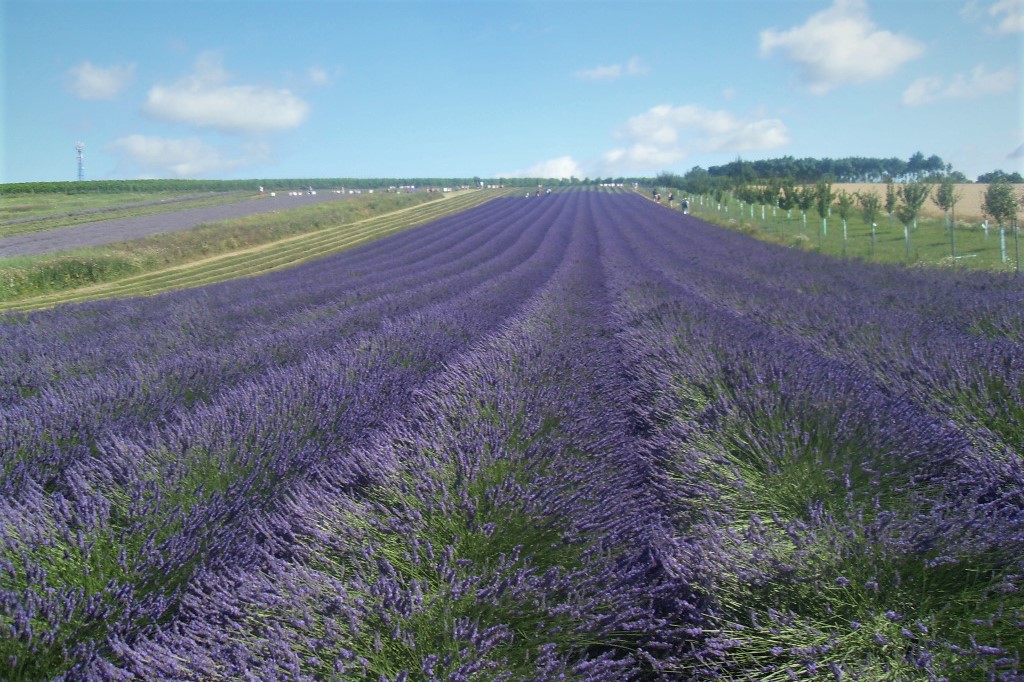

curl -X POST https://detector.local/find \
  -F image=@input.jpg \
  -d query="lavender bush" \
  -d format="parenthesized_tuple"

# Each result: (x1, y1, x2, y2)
(2, 190, 1021, 680)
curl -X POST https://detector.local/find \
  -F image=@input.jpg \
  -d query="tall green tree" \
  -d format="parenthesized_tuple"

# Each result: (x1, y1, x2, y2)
(977, 169, 1024, 183)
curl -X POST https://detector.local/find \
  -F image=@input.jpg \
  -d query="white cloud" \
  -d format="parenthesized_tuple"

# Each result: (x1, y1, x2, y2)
(902, 64, 1017, 106)
(990, 0, 1024, 32)
(575, 56, 648, 81)
(759, 0, 924, 94)
(109, 134, 269, 177)
(597, 104, 790, 174)
(577, 64, 623, 81)
(501, 156, 584, 179)
(143, 52, 309, 133)
(600, 144, 685, 172)
(67, 61, 135, 100)
(308, 66, 332, 86)
(960, 0, 1024, 31)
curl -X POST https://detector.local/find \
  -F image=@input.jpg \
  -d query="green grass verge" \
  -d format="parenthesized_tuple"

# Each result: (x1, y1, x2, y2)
(684, 195, 1022, 273)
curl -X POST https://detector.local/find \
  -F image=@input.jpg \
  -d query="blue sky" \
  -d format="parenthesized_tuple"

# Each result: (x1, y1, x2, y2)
(2, 0, 1022, 183)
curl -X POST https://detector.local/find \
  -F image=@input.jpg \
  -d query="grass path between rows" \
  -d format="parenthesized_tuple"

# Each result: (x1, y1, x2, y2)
(0, 191, 500, 312)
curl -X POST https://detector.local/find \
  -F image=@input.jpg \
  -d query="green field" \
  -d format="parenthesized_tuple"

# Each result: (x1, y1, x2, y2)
(0, 190, 507, 310)
(684, 193, 1022, 274)
(5, 184, 1018, 314)
(0, 191, 257, 238)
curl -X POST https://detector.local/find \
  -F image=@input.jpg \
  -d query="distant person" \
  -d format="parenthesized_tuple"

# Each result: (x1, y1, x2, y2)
(681, 198, 689, 214)
(668, 191, 675, 208)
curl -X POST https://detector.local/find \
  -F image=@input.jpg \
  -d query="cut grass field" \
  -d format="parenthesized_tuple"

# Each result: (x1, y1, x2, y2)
(0, 189, 506, 311)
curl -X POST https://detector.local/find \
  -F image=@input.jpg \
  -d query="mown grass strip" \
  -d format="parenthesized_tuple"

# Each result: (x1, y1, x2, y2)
(0, 191, 501, 311)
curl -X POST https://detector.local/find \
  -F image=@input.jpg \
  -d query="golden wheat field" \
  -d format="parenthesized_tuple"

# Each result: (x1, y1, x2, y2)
(833, 183, 1024, 222)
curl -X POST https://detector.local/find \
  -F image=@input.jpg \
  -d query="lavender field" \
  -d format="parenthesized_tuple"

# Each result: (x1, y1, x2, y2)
(1, 190, 1022, 680)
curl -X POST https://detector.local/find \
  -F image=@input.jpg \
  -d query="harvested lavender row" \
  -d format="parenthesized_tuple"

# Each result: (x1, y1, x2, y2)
(1, 190, 1021, 680)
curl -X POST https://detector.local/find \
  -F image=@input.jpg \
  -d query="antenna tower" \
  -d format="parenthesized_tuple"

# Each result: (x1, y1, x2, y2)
(75, 142, 85, 181)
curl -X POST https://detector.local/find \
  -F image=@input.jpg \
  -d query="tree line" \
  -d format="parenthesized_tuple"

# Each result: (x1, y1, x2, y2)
(659, 152, 1023, 195)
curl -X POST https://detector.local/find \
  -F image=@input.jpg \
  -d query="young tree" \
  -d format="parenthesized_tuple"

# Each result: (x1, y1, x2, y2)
(982, 181, 1022, 270)
(934, 177, 963, 258)
(835, 190, 854, 254)
(981, 180, 1020, 227)
(885, 181, 898, 224)
(761, 182, 779, 222)
(779, 179, 797, 221)
(895, 201, 917, 259)
(856, 190, 882, 225)
(899, 181, 932, 231)
(814, 179, 834, 237)
(795, 185, 816, 231)
(856, 190, 883, 257)
(933, 177, 963, 229)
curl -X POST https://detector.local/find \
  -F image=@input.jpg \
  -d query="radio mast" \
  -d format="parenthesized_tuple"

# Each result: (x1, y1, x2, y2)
(75, 142, 85, 181)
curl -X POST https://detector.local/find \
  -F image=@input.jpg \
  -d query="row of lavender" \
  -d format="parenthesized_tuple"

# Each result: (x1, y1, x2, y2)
(96, 192, 705, 680)
(1, 193, 577, 678)
(597, 194, 1023, 678)
(2, 190, 1022, 679)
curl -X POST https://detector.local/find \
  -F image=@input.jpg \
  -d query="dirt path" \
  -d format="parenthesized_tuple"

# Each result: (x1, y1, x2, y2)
(0, 191, 355, 259)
